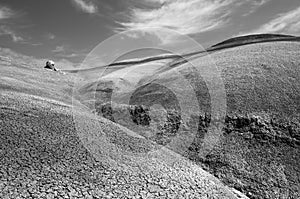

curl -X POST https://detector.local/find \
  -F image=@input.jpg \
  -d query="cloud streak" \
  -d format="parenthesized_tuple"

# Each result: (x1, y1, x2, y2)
(0, 6, 15, 19)
(243, 0, 271, 16)
(52, 45, 88, 60)
(252, 0, 270, 7)
(45, 33, 55, 40)
(71, 0, 98, 14)
(0, 5, 26, 43)
(120, 0, 235, 35)
(118, 0, 270, 45)
(52, 45, 66, 53)
(252, 6, 300, 35)
(0, 26, 24, 42)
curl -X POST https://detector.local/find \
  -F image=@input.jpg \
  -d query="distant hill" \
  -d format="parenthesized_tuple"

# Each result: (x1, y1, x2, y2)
(66, 34, 300, 73)
(208, 33, 300, 51)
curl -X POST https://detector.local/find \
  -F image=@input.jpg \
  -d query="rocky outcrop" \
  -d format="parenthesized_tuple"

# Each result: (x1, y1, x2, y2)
(129, 105, 151, 126)
(188, 114, 300, 199)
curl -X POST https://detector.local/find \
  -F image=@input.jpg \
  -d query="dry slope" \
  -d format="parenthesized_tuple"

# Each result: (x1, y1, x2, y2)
(80, 38, 300, 199)
(0, 60, 245, 198)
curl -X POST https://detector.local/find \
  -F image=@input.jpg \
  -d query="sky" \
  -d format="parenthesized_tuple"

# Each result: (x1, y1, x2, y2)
(0, 0, 300, 69)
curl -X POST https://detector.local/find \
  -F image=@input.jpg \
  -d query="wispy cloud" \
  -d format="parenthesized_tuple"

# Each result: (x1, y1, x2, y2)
(117, 0, 269, 44)
(45, 33, 55, 40)
(252, 0, 270, 7)
(251, 6, 300, 35)
(0, 26, 24, 42)
(71, 0, 98, 14)
(52, 45, 66, 53)
(120, 0, 235, 35)
(52, 45, 88, 60)
(0, 6, 15, 19)
(243, 0, 271, 16)
(0, 5, 26, 43)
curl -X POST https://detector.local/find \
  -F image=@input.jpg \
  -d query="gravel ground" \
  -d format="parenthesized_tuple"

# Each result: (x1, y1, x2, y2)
(0, 91, 245, 199)
(2, 39, 299, 199)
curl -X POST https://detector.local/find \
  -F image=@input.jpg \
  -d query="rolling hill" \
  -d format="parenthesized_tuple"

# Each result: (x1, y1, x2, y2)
(1, 34, 300, 198)
(0, 46, 246, 198)
(74, 34, 300, 199)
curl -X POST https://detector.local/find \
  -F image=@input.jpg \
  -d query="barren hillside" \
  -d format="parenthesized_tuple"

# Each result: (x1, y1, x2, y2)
(75, 35, 300, 199)
(1, 34, 300, 199)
